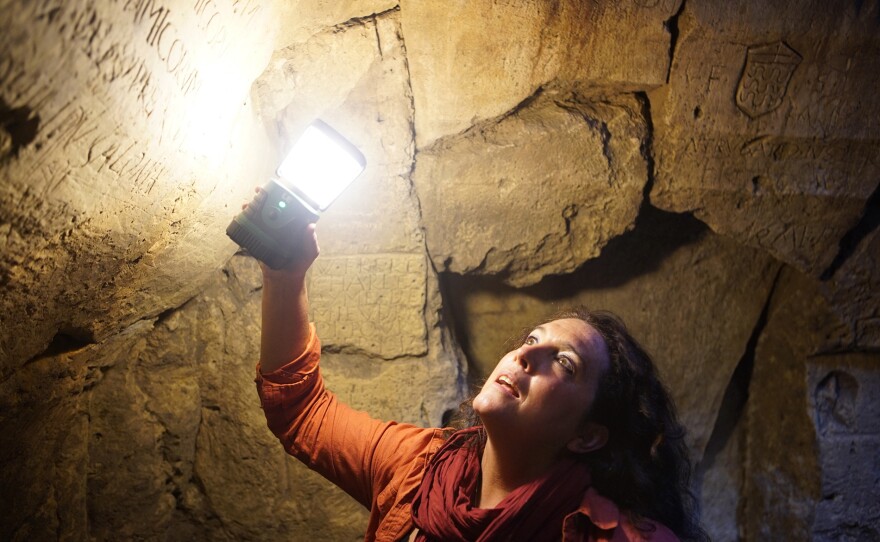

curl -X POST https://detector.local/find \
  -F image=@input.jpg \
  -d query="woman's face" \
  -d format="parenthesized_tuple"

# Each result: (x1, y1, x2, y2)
(473, 318, 611, 455)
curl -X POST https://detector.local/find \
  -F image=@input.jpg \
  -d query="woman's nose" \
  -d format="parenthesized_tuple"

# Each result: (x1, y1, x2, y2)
(517, 344, 541, 373)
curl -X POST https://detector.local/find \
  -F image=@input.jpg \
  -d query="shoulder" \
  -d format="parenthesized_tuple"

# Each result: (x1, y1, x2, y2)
(567, 488, 680, 542)
(618, 516, 679, 542)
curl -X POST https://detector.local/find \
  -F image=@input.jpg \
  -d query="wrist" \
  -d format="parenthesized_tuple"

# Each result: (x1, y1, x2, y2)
(261, 263, 308, 284)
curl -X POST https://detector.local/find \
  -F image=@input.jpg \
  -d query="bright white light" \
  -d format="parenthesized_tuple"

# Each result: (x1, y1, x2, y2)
(276, 122, 366, 211)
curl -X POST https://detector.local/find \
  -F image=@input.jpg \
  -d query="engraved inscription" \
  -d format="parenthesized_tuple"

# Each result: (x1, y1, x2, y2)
(736, 42, 802, 118)
(308, 254, 428, 359)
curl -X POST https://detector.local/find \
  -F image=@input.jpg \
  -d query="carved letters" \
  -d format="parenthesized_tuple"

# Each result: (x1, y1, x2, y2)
(308, 254, 428, 359)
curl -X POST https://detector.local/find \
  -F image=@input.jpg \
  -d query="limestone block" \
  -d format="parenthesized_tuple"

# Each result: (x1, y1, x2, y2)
(400, 0, 680, 147)
(696, 419, 744, 542)
(0, 0, 276, 372)
(0, 320, 153, 541)
(808, 356, 880, 539)
(651, 1, 880, 278)
(414, 93, 648, 287)
(309, 254, 427, 358)
(442, 208, 779, 458)
(743, 267, 851, 540)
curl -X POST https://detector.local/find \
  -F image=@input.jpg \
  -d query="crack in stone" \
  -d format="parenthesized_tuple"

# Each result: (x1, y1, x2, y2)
(635, 91, 657, 205)
(11, 328, 95, 380)
(819, 179, 880, 281)
(664, 0, 687, 85)
(332, 6, 400, 33)
(552, 99, 618, 186)
(696, 264, 782, 474)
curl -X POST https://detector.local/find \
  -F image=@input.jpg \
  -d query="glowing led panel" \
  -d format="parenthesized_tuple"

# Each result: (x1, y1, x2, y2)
(277, 121, 366, 212)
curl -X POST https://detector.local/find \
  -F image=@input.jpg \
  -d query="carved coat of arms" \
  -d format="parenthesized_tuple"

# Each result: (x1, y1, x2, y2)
(736, 42, 802, 118)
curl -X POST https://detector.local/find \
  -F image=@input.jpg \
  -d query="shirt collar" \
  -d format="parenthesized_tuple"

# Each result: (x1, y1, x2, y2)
(568, 487, 621, 530)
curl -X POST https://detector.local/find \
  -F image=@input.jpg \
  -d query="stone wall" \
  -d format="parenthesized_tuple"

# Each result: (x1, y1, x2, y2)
(1, 0, 878, 540)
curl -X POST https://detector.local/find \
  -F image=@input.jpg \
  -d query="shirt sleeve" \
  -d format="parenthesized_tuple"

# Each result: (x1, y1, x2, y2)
(254, 324, 441, 512)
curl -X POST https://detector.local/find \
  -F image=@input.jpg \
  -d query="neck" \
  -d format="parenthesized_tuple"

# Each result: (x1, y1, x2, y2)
(477, 430, 560, 509)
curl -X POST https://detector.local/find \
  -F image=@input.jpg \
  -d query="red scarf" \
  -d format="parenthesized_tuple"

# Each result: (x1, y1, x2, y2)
(411, 427, 592, 541)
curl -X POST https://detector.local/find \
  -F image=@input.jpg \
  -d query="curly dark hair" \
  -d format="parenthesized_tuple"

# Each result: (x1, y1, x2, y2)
(452, 307, 708, 541)
(560, 308, 707, 541)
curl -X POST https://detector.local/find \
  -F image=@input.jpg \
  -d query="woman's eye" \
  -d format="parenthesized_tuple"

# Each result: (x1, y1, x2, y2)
(557, 356, 575, 374)
(524, 335, 537, 346)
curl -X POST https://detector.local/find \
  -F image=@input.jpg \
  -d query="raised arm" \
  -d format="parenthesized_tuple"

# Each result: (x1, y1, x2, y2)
(252, 216, 444, 539)
(259, 222, 319, 374)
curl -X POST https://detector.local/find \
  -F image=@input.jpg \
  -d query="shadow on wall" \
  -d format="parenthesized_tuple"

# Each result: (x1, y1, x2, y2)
(440, 203, 708, 384)
(0, 97, 40, 164)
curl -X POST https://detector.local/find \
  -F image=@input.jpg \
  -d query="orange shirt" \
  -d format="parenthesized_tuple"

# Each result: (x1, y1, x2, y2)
(255, 325, 679, 542)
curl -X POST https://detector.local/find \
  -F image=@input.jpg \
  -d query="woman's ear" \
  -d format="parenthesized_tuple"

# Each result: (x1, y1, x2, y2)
(567, 422, 609, 454)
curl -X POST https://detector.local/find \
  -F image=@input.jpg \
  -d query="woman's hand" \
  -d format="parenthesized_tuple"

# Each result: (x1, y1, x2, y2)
(241, 186, 321, 281)
(260, 221, 320, 282)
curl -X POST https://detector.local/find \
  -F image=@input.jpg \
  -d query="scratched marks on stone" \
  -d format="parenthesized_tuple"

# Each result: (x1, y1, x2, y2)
(308, 254, 428, 359)
(21, 1, 264, 119)
(736, 42, 802, 119)
(1, 0, 269, 197)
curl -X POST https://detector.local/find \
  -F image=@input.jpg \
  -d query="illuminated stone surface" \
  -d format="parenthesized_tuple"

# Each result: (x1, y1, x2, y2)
(413, 94, 648, 287)
(1, 0, 878, 540)
(400, 0, 680, 146)
(0, 0, 277, 372)
(651, 2, 880, 279)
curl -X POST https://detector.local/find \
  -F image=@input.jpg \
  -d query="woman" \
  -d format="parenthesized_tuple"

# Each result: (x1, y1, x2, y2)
(255, 223, 705, 541)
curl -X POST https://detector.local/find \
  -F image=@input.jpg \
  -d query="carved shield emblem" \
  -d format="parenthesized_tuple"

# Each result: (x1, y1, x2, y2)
(736, 42, 802, 118)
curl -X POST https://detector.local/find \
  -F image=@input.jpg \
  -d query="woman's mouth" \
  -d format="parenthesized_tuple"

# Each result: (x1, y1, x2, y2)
(496, 375, 520, 398)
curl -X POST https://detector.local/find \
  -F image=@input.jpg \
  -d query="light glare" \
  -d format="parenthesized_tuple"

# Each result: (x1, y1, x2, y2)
(276, 124, 366, 211)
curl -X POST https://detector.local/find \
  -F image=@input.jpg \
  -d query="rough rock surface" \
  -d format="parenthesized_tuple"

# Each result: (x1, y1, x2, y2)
(742, 267, 849, 541)
(401, 0, 680, 146)
(808, 355, 880, 540)
(0, 0, 276, 373)
(414, 93, 649, 287)
(820, 224, 880, 349)
(1, 0, 879, 540)
(651, 1, 880, 279)
(1, 255, 460, 541)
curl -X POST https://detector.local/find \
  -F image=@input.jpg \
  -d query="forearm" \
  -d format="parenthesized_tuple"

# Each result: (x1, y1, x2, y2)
(255, 219, 319, 374)
(260, 268, 311, 374)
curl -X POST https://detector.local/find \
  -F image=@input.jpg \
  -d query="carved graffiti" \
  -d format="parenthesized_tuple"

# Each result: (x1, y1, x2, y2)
(736, 41, 802, 118)
(308, 254, 428, 358)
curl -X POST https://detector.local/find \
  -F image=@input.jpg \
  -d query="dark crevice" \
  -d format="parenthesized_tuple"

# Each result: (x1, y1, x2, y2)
(27, 328, 94, 364)
(492, 86, 545, 126)
(557, 101, 614, 173)
(819, 179, 880, 280)
(444, 204, 708, 302)
(663, 0, 686, 84)
(2, 328, 96, 383)
(695, 266, 783, 478)
(421, 85, 547, 153)
(635, 91, 657, 204)
(153, 306, 178, 328)
(0, 98, 40, 160)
